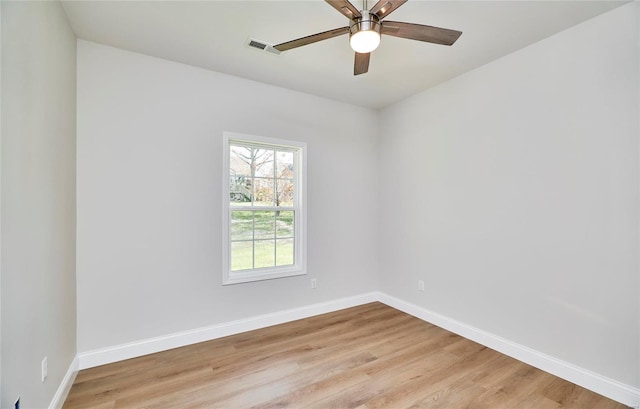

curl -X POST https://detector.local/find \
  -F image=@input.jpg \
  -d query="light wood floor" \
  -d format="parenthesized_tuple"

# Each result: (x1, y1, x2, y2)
(63, 303, 629, 409)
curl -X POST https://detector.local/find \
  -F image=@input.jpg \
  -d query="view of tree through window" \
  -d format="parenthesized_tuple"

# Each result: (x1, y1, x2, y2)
(229, 143, 296, 271)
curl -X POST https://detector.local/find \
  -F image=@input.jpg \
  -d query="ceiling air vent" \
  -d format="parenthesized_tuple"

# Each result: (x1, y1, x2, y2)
(245, 38, 281, 55)
(249, 39, 267, 50)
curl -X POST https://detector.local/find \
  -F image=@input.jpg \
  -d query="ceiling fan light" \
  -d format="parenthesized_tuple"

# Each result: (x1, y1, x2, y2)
(349, 14, 381, 53)
(350, 29, 381, 53)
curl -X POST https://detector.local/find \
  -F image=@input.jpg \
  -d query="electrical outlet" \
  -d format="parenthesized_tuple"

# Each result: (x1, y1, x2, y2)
(41, 356, 47, 382)
(310, 278, 317, 289)
(418, 280, 425, 291)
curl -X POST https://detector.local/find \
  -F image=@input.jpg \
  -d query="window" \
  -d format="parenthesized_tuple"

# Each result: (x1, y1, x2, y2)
(222, 132, 306, 284)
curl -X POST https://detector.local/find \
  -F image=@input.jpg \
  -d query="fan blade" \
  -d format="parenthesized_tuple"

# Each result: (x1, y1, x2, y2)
(370, 0, 407, 19)
(274, 27, 349, 52)
(326, 0, 361, 20)
(354, 52, 370, 75)
(382, 21, 462, 46)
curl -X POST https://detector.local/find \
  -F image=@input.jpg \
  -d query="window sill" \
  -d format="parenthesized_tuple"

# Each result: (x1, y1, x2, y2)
(223, 268, 306, 285)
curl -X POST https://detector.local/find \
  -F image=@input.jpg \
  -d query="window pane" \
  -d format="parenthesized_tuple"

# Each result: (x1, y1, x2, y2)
(276, 179, 294, 207)
(230, 176, 252, 205)
(231, 241, 253, 271)
(230, 146, 252, 177)
(254, 240, 275, 268)
(254, 211, 275, 239)
(276, 211, 294, 238)
(253, 149, 274, 178)
(231, 211, 254, 240)
(276, 239, 294, 266)
(276, 151, 294, 177)
(254, 178, 274, 206)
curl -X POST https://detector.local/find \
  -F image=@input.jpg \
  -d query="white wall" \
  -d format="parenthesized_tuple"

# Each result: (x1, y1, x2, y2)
(76, 40, 379, 352)
(1, 2, 77, 408)
(1, 3, 4, 404)
(379, 2, 639, 388)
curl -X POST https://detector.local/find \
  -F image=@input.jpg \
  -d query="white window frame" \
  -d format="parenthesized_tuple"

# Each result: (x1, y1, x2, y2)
(222, 132, 307, 285)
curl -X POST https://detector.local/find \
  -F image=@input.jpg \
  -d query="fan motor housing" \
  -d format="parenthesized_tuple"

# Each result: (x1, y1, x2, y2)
(349, 11, 381, 36)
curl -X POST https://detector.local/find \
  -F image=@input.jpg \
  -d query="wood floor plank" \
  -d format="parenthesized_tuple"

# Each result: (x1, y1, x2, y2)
(63, 302, 631, 409)
(360, 347, 503, 409)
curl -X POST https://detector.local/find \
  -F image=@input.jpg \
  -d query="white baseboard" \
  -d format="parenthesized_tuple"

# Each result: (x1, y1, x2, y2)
(78, 292, 379, 370)
(49, 355, 78, 409)
(73, 291, 638, 408)
(377, 292, 640, 409)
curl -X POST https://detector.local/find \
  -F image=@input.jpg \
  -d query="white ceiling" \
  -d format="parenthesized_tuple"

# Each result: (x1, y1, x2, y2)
(61, 0, 627, 109)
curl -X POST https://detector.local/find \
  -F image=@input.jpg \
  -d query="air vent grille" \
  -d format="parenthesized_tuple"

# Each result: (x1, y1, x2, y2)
(249, 40, 267, 50)
(245, 38, 281, 55)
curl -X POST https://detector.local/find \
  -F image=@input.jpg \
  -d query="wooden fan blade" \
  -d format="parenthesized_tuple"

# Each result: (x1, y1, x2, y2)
(354, 52, 370, 75)
(382, 21, 462, 46)
(274, 27, 349, 52)
(326, 0, 361, 20)
(370, 0, 407, 19)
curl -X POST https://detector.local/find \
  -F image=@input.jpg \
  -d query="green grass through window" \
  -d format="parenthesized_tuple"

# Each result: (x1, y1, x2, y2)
(231, 210, 294, 271)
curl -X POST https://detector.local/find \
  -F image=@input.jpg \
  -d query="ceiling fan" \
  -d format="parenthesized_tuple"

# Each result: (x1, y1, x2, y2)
(273, 0, 462, 75)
